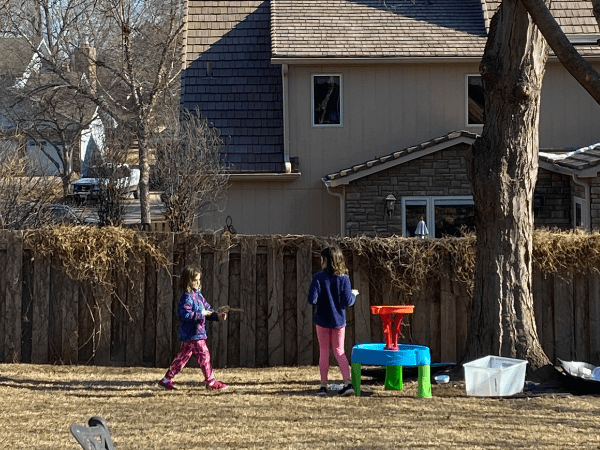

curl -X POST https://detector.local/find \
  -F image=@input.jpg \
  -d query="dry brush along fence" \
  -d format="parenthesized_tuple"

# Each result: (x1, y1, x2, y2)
(1, 227, 600, 368)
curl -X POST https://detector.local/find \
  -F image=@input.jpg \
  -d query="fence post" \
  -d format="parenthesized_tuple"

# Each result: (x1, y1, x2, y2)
(4, 230, 23, 363)
(211, 234, 230, 368)
(268, 240, 284, 366)
(554, 275, 574, 361)
(155, 232, 174, 367)
(352, 254, 371, 345)
(31, 255, 51, 364)
(126, 256, 145, 366)
(296, 241, 313, 365)
(589, 273, 600, 365)
(440, 276, 457, 363)
(240, 236, 257, 367)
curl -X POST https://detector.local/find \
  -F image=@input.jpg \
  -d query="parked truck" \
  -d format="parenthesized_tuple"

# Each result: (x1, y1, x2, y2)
(72, 163, 140, 201)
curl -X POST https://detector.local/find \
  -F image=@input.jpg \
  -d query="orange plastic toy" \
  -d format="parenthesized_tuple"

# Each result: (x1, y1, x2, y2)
(371, 305, 415, 350)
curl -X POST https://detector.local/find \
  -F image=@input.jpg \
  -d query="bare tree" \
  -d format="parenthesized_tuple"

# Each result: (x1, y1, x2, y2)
(151, 108, 229, 232)
(3, 0, 186, 228)
(0, 134, 59, 229)
(0, 73, 98, 196)
(465, 0, 600, 374)
(93, 130, 136, 227)
(465, 0, 550, 371)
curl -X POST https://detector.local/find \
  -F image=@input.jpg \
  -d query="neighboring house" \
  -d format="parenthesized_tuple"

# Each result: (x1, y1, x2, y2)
(181, 0, 600, 237)
(0, 38, 107, 179)
(0, 39, 64, 175)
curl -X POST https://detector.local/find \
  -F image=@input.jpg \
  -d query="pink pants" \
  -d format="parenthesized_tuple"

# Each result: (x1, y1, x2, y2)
(316, 325, 351, 383)
(165, 340, 214, 384)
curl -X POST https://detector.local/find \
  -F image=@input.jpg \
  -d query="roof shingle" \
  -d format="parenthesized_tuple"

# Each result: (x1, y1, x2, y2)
(270, 0, 600, 59)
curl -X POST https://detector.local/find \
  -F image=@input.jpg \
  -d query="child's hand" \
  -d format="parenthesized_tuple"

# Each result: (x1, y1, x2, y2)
(352, 289, 359, 296)
(219, 312, 228, 321)
(202, 309, 213, 316)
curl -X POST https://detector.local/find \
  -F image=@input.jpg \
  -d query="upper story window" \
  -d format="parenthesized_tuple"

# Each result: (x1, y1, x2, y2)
(466, 75, 484, 126)
(312, 74, 342, 126)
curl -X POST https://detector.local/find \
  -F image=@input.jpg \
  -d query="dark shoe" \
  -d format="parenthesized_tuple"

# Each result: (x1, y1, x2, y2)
(317, 386, 328, 396)
(338, 384, 355, 397)
(158, 378, 176, 390)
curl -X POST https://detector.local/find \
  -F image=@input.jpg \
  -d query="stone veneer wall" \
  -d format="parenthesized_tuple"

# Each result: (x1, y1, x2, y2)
(345, 143, 472, 237)
(590, 178, 600, 230)
(534, 168, 571, 230)
(345, 145, 575, 237)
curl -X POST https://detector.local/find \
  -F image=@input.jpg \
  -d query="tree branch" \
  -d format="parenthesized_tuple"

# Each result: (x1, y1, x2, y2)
(519, 0, 600, 105)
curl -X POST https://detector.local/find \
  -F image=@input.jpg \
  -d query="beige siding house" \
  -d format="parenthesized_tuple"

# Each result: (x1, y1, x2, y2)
(181, 0, 600, 237)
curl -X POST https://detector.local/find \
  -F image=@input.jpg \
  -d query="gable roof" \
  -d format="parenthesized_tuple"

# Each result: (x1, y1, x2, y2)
(271, 0, 487, 59)
(540, 143, 600, 177)
(181, 1, 285, 173)
(0, 38, 34, 74)
(270, 0, 600, 61)
(324, 131, 600, 188)
(323, 130, 479, 187)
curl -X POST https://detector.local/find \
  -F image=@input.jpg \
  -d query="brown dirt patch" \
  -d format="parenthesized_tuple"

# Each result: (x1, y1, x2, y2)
(1, 363, 599, 449)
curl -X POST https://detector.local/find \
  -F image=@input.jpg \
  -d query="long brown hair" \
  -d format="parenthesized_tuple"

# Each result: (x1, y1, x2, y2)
(179, 265, 202, 292)
(321, 245, 348, 276)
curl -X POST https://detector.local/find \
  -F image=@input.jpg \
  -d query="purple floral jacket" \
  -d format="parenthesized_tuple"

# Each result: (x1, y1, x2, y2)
(177, 290, 219, 341)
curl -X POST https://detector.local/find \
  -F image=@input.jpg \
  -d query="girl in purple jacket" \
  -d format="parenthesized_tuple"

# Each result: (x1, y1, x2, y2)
(308, 245, 358, 396)
(158, 265, 228, 391)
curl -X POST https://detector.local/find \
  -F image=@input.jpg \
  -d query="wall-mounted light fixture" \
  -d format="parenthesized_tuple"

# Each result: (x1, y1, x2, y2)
(385, 194, 396, 218)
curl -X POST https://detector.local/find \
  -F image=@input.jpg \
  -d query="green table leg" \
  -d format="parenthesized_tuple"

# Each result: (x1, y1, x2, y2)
(351, 362, 362, 396)
(385, 365, 403, 390)
(418, 365, 432, 398)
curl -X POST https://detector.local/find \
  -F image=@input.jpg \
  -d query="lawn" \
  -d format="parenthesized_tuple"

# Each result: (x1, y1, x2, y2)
(1, 363, 599, 449)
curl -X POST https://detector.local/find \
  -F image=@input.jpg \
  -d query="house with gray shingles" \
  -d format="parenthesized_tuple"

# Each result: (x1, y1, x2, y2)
(181, 0, 600, 237)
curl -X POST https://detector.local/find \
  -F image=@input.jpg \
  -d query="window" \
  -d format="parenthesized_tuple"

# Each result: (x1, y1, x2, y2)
(401, 196, 475, 238)
(312, 74, 342, 126)
(402, 197, 428, 238)
(466, 75, 484, 126)
(573, 196, 588, 230)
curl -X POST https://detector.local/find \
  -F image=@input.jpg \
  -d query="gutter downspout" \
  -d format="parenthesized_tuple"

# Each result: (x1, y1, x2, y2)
(282, 64, 291, 173)
(572, 175, 591, 231)
(322, 178, 345, 237)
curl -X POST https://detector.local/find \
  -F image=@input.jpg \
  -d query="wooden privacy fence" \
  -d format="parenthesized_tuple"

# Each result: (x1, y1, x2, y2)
(2, 229, 600, 368)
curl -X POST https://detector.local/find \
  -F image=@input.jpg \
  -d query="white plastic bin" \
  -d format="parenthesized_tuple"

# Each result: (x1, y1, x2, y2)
(464, 355, 527, 397)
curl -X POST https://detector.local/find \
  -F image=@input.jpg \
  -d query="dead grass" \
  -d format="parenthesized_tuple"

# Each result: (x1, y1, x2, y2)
(1, 364, 600, 449)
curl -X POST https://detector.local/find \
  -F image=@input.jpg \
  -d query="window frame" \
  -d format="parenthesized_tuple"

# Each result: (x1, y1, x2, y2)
(311, 74, 343, 127)
(401, 195, 474, 238)
(466, 74, 484, 127)
(573, 195, 588, 230)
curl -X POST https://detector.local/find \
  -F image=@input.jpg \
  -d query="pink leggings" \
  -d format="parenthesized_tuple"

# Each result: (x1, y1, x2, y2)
(165, 340, 214, 384)
(316, 325, 351, 383)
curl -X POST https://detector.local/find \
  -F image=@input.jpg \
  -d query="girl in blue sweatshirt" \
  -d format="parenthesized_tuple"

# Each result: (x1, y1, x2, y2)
(158, 265, 227, 391)
(308, 245, 358, 396)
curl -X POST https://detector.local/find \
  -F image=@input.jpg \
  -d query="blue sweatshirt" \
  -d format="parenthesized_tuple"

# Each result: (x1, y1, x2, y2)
(177, 290, 219, 341)
(307, 270, 356, 329)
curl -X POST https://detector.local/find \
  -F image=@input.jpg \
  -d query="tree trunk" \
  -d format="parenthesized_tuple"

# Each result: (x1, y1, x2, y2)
(464, 0, 551, 371)
(62, 146, 72, 197)
(136, 122, 152, 228)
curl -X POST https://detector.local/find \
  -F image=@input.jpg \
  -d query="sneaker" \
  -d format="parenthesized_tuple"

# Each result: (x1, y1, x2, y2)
(317, 386, 328, 396)
(206, 380, 228, 390)
(338, 383, 355, 397)
(158, 378, 176, 390)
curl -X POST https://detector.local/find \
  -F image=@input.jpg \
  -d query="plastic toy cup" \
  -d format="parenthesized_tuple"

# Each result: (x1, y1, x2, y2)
(434, 374, 450, 384)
